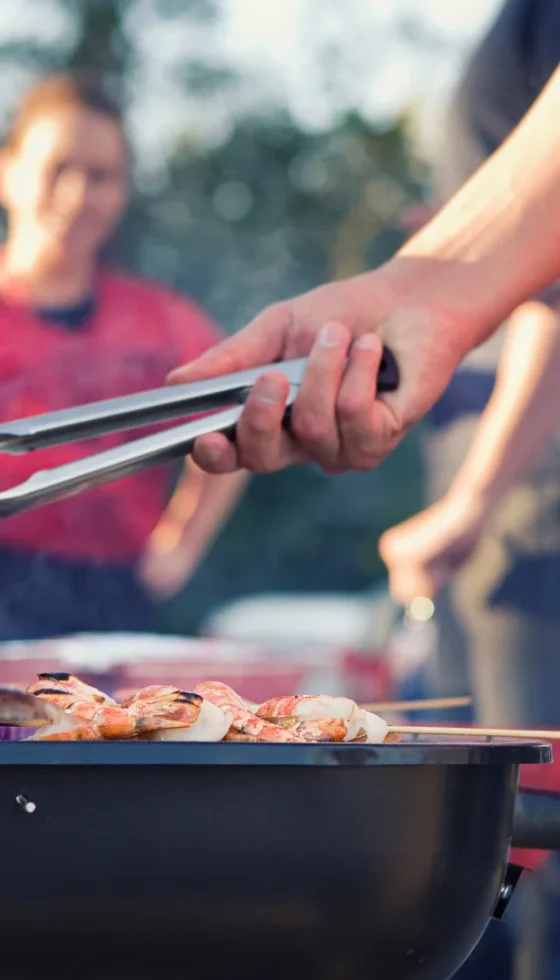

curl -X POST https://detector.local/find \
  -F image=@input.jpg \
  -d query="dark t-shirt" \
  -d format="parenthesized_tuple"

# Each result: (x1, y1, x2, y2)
(436, 0, 560, 199)
(430, 0, 560, 432)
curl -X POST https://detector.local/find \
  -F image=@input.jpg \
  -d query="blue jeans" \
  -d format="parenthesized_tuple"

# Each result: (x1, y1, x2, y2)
(0, 547, 157, 639)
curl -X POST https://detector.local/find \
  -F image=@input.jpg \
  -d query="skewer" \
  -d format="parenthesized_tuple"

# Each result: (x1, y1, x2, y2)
(387, 725, 560, 740)
(361, 696, 472, 713)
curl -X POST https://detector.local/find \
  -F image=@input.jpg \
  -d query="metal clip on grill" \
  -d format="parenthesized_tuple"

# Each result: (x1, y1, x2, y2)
(0, 348, 399, 516)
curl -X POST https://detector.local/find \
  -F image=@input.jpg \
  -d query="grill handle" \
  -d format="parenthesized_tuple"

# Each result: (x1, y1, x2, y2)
(513, 789, 560, 851)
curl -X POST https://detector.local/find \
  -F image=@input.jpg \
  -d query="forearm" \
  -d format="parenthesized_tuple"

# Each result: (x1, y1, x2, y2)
(151, 460, 248, 555)
(149, 461, 203, 551)
(175, 468, 248, 555)
(447, 302, 560, 508)
(395, 66, 560, 349)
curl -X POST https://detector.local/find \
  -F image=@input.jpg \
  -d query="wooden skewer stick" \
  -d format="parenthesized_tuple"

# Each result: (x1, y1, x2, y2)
(361, 696, 472, 713)
(387, 725, 560, 740)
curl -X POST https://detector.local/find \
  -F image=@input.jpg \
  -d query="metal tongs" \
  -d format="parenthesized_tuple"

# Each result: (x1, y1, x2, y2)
(0, 348, 399, 516)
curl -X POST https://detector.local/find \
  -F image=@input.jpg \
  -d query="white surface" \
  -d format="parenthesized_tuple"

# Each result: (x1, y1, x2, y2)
(203, 588, 397, 650)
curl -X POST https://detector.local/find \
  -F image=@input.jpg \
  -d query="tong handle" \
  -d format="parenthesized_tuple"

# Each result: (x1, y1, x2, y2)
(378, 347, 399, 391)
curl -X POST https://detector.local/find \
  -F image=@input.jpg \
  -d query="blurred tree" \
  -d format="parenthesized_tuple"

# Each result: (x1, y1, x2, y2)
(67, 0, 133, 84)
(124, 110, 427, 633)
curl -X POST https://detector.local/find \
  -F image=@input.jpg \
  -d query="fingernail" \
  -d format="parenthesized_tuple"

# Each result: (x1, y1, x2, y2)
(255, 376, 282, 405)
(319, 322, 347, 348)
(355, 333, 378, 350)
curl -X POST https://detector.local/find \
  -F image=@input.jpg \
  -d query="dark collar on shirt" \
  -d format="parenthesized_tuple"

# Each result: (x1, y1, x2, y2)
(35, 294, 96, 331)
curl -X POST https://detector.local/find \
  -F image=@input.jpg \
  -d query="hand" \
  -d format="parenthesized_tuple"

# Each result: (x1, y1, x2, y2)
(168, 257, 475, 476)
(137, 541, 200, 600)
(378, 492, 488, 606)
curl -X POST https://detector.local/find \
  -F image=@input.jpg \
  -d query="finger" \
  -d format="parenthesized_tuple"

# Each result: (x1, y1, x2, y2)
(191, 432, 240, 474)
(378, 529, 398, 567)
(167, 302, 291, 384)
(235, 372, 308, 473)
(427, 561, 454, 596)
(290, 321, 351, 468)
(335, 332, 385, 469)
(389, 566, 436, 607)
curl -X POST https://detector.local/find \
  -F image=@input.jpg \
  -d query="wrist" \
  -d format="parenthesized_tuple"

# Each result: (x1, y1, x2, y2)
(364, 254, 485, 366)
(385, 249, 500, 355)
(393, 168, 525, 347)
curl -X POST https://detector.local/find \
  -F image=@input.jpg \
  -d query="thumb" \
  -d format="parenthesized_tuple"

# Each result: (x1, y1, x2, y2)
(167, 302, 292, 384)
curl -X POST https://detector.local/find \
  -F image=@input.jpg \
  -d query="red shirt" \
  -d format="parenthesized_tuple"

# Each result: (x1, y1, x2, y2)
(0, 269, 221, 563)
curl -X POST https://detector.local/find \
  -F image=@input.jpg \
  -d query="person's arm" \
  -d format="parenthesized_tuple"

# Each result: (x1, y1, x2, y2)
(398, 65, 560, 334)
(139, 460, 248, 599)
(379, 299, 560, 604)
(168, 64, 560, 478)
(448, 301, 560, 506)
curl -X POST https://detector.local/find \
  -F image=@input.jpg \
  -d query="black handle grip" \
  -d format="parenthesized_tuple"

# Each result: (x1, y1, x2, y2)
(377, 346, 399, 392)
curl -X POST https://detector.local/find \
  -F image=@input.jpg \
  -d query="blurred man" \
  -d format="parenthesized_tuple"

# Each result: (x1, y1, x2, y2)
(379, 3, 560, 978)
(381, 0, 560, 729)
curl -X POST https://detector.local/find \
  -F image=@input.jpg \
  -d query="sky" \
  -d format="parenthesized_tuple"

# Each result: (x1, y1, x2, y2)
(129, 0, 504, 166)
(0, 0, 504, 168)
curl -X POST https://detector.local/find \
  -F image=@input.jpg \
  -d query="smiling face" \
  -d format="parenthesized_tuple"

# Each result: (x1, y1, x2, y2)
(1, 104, 129, 267)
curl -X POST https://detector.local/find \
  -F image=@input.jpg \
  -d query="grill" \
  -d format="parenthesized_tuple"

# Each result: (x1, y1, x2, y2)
(0, 737, 557, 980)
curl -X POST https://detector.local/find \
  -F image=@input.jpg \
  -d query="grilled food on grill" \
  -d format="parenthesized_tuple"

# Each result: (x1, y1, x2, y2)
(0, 672, 392, 744)
(27, 673, 203, 740)
(256, 694, 388, 742)
(195, 680, 306, 743)
(133, 685, 232, 742)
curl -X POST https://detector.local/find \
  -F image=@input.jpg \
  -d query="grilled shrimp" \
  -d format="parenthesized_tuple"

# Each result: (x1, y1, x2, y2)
(195, 681, 306, 743)
(0, 672, 392, 744)
(29, 673, 117, 705)
(223, 726, 257, 742)
(118, 685, 232, 742)
(256, 695, 389, 743)
(119, 685, 186, 706)
(26, 676, 202, 740)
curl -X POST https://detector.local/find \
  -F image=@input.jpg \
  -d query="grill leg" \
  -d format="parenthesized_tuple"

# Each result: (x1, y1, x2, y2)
(514, 861, 560, 980)
(514, 872, 546, 980)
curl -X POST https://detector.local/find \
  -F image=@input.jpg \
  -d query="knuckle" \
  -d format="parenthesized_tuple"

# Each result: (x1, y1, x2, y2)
(347, 448, 384, 472)
(292, 410, 330, 446)
(240, 452, 276, 475)
(243, 411, 276, 439)
(337, 392, 368, 422)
